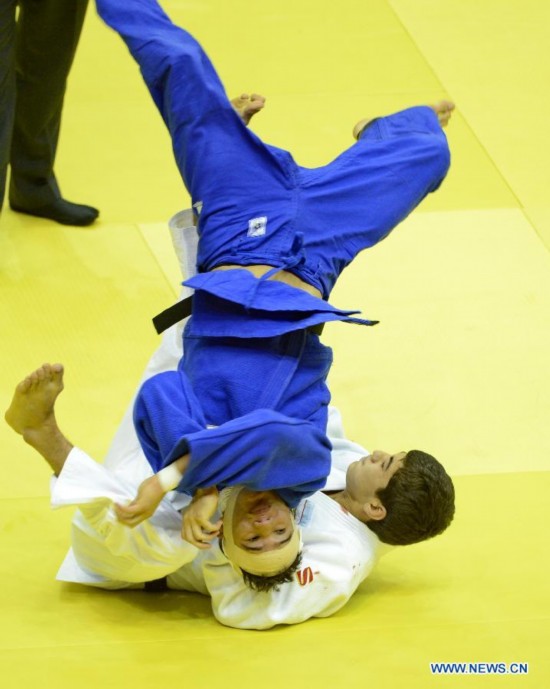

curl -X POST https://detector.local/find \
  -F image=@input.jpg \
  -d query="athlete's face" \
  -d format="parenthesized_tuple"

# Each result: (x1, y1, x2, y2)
(346, 450, 407, 504)
(231, 489, 294, 553)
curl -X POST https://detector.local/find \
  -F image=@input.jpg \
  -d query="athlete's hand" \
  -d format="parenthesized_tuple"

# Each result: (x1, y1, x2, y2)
(115, 474, 165, 527)
(182, 487, 222, 549)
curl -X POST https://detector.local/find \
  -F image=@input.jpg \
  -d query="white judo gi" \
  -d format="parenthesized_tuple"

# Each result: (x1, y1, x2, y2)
(53, 213, 382, 630)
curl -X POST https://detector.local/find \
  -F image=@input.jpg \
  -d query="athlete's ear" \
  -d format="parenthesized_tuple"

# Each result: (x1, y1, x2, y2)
(362, 499, 386, 522)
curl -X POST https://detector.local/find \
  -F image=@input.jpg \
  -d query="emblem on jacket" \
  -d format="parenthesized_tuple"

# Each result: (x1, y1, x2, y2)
(296, 567, 316, 586)
(247, 216, 267, 237)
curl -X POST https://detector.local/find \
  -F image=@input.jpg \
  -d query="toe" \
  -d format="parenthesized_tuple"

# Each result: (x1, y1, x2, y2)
(18, 377, 33, 394)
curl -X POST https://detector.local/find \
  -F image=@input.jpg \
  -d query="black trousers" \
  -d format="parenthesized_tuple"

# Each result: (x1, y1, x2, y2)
(0, 0, 89, 209)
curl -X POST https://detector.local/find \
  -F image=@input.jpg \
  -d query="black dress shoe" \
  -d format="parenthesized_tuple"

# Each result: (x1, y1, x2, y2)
(10, 198, 99, 226)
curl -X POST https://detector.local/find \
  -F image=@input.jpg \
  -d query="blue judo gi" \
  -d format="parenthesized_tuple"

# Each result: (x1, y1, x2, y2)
(134, 369, 332, 508)
(97, 0, 451, 500)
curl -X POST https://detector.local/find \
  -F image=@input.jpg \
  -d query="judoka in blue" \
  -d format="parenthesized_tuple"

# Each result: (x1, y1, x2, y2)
(96, 0, 452, 570)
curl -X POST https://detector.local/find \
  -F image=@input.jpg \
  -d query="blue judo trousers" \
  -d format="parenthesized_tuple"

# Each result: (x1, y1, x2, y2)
(97, 0, 451, 504)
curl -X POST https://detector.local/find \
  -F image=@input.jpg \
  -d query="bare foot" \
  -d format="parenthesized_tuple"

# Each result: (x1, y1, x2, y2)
(5, 363, 64, 434)
(352, 100, 455, 140)
(5, 363, 71, 474)
(430, 100, 455, 128)
(231, 93, 266, 126)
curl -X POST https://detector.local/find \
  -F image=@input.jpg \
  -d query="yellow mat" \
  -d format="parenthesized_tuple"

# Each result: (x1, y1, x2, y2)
(1, 1, 548, 687)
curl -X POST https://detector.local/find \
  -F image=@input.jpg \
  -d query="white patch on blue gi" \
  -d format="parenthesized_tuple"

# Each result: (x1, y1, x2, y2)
(247, 216, 267, 237)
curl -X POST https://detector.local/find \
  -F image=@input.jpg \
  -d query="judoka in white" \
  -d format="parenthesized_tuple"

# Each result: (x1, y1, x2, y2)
(52, 406, 379, 630)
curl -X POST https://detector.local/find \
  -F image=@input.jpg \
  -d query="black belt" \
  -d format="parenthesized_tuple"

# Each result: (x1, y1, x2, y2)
(152, 295, 324, 337)
(152, 296, 193, 334)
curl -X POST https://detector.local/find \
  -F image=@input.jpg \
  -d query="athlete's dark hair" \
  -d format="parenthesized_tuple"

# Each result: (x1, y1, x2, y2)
(367, 450, 455, 545)
(240, 552, 303, 592)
